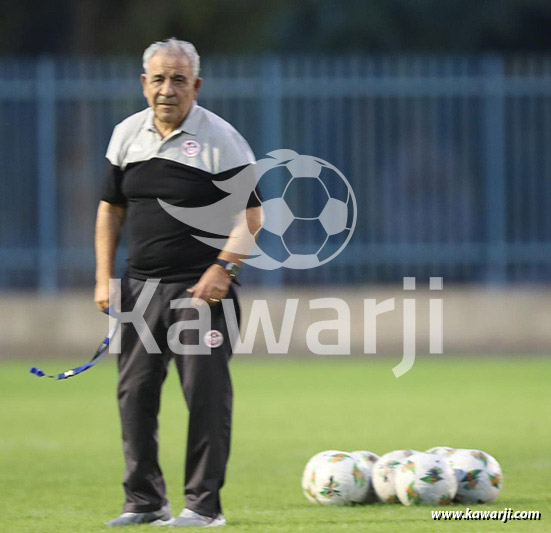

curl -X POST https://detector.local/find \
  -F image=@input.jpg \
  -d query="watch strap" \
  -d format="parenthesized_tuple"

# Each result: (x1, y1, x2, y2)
(214, 258, 239, 279)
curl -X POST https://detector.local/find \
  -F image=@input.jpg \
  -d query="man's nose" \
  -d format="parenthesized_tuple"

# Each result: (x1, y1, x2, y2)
(160, 79, 175, 96)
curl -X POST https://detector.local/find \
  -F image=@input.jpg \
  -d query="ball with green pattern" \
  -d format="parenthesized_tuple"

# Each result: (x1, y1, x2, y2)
(426, 446, 455, 457)
(372, 449, 418, 504)
(350, 450, 380, 503)
(395, 452, 457, 506)
(307, 452, 370, 506)
(301, 450, 341, 504)
(445, 449, 503, 503)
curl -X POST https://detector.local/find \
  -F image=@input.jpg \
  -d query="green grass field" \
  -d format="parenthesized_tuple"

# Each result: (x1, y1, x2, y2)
(1, 356, 550, 532)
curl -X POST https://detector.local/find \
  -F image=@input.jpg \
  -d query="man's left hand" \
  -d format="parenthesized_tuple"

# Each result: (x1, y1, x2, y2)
(187, 264, 230, 305)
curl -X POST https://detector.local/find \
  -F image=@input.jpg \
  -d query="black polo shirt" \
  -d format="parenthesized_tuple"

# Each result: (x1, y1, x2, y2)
(101, 102, 258, 282)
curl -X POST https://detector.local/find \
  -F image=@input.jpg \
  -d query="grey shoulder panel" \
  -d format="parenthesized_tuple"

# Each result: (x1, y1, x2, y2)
(195, 106, 256, 174)
(105, 108, 150, 167)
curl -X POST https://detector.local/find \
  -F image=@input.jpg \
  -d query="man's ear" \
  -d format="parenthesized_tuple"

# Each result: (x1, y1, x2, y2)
(140, 73, 147, 96)
(194, 77, 203, 97)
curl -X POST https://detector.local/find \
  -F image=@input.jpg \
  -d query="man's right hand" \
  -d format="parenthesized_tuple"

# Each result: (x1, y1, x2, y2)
(94, 201, 126, 313)
(94, 280, 110, 312)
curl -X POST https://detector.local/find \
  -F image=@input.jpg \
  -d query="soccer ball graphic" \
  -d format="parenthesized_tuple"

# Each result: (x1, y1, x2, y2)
(250, 150, 356, 270)
(350, 450, 380, 503)
(372, 449, 418, 503)
(303, 451, 369, 506)
(395, 452, 458, 506)
(446, 449, 503, 503)
(426, 446, 455, 457)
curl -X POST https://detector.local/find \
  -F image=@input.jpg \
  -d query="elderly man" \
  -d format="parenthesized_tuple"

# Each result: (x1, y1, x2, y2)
(95, 38, 260, 527)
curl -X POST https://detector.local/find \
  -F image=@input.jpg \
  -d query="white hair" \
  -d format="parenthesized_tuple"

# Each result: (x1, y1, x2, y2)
(142, 37, 200, 79)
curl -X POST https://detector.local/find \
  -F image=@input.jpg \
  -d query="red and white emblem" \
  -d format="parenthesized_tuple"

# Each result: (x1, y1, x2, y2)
(182, 139, 201, 157)
(203, 329, 224, 349)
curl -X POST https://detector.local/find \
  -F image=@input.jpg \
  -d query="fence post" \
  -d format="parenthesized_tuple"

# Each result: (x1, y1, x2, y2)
(259, 56, 283, 160)
(482, 55, 507, 283)
(258, 57, 283, 286)
(36, 57, 57, 292)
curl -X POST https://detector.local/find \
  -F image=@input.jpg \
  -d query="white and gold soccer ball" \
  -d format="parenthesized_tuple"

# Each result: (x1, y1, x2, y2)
(426, 446, 455, 457)
(302, 451, 370, 506)
(395, 452, 458, 506)
(445, 449, 503, 503)
(372, 449, 417, 503)
(350, 450, 380, 503)
(301, 450, 341, 504)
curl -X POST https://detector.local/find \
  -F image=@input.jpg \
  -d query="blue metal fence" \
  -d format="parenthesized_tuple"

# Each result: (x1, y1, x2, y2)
(0, 55, 550, 290)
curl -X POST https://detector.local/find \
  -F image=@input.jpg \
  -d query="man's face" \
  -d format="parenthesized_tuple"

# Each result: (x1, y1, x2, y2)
(141, 52, 202, 129)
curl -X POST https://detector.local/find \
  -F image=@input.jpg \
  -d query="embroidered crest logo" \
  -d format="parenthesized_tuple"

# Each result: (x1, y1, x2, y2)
(182, 139, 201, 157)
(203, 329, 224, 348)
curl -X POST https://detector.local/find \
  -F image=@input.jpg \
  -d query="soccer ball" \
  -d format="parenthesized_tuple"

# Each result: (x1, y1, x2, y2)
(301, 450, 341, 504)
(304, 451, 370, 506)
(446, 449, 503, 503)
(252, 150, 356, 270)
(372, 450, 417, 503)
(426, 446, 455, 457)
(350, 450, 380, 503)
(395, 452, 458, 506)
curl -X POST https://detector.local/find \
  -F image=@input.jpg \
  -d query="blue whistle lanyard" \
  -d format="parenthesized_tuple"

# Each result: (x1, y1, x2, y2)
(29, 308, 119, 381)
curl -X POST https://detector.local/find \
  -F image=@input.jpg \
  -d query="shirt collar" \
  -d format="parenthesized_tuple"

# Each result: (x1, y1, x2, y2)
(144, 101, 200, 136)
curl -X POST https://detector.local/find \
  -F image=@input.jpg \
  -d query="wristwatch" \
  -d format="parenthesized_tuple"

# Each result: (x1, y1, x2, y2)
(214, 258, 240, 280)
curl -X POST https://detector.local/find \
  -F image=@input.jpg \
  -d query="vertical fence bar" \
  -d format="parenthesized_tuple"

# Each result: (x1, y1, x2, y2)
(36, 58, 58, 291)
(258, 56, 283, 286)
(482, 55, 507, 283)
(258, 56, 283, 160)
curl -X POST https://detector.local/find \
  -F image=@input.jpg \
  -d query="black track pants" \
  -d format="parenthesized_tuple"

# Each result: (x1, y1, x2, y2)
(117, 277, 239, 518)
